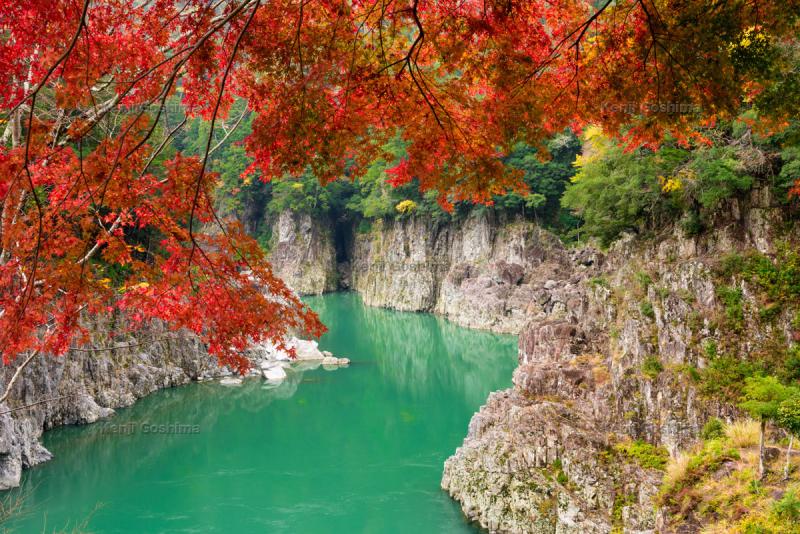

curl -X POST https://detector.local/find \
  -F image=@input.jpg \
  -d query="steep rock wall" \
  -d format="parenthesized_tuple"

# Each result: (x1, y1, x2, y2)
(349, 212, 573, 333)
(267, 210, 339, 295)
(441, 186, 800, 533)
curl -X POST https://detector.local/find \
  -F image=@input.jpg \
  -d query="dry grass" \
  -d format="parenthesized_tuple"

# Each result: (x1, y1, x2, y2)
(663, 450, 693, 490)
(701, 520, 735, 534)
(725, 419, 760, 449)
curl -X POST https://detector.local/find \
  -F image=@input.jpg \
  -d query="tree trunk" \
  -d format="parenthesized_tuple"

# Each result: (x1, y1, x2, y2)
(759, 418, 766, 479)
(785, 434, 794, 481)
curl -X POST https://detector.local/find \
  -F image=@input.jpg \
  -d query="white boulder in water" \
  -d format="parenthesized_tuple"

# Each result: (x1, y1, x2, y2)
(262, 365, 288, 383)
(219, 377, 243, 386)
(322, 356, 351, 367)
(292, 339, 325, 361)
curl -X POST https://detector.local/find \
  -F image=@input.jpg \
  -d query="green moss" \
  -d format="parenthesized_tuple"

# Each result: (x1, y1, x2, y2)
(717, 285, 745, 332)
(550, 458, 569, 486)
(642, 356, 664, 379)
(640, 300, 656, 320)
(611, 491, 636, 532)
(614, 440, 669, 471)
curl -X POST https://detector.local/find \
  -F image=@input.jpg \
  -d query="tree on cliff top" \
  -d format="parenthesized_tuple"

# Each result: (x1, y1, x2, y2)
(1, 0, 799, 385)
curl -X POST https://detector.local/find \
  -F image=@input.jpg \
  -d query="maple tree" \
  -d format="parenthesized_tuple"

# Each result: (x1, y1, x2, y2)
(1, 0, 799, 382)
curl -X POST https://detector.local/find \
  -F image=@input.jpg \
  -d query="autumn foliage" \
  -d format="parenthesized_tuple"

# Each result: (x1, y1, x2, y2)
(1, 0, 799, 371)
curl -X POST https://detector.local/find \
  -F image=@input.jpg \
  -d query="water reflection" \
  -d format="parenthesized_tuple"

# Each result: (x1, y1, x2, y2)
(308, 292, 518, 408)
(7, 293, 516, 534)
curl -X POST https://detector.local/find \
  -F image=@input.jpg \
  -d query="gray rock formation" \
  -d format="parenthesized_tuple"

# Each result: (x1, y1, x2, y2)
(0, 317, 341, 491)
(442, 186, 799, 532)
(350, 212, 572, 333)
(267, 210, 339, 295)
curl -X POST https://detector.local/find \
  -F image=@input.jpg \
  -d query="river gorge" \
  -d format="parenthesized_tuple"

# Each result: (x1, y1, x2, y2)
(3, 293, 518, 533)
(1, 188, 798, 533)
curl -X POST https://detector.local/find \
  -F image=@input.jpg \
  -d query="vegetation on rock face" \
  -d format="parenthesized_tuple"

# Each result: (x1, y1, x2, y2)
(614, 440, 669, 471)
(561, 120, 800, 247)
(660, 420, 800, 533)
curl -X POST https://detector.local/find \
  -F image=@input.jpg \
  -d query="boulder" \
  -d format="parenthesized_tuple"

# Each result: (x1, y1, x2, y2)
(293, 339, 325, 361)
(219, 377, 243, 386)
(262, 366, 288, 383)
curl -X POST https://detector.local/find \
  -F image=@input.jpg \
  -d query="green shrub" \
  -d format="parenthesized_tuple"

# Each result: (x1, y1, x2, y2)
(356, 219, 373, 234)
(700, 418, 726, 440)
(642, 356, 664, 379)
(687, 145, 753, 210)
(636, 271, 653, 290)
(758, 302, 782, 322)
(681, 210, 704, 237)
(640, 301, 656, 320)
(773, 489, 800, 521)
(561, 144, 677, 247)
(717, 285, 745, 332)
(699, 353, 763, 399)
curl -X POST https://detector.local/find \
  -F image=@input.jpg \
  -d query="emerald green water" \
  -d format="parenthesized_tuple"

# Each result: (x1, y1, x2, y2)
(5, 293, 517, 533)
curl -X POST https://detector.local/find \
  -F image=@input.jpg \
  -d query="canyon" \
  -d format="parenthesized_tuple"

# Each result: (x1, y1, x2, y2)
(1, 185, 797, 533)
(266, 184, 798, 532)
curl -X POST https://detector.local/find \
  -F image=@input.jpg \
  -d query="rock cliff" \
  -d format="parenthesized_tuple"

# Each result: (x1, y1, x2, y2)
(0, 320, 215, 490)
(267, 208, 574, 333)
(251, 193, 799, 532)
(267, 210, 339, 295)
(350, 212, 572, 333)
(0, 317, 341, 491)
(442, 186, 799, 532)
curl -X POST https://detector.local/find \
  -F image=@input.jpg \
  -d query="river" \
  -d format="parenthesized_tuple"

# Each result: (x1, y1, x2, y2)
(5, 293, 518, 533)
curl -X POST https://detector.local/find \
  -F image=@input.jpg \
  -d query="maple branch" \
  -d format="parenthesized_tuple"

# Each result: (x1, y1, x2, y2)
(0, 345, 44, 405)
(188, 0, 260, 271)
(7, 0, 91, 350)
(209, 107, 249, 157)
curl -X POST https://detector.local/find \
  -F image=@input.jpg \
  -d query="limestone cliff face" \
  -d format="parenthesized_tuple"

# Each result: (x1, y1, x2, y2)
(0, 320, 216, 490)
(442, 186, 799, 533)
(267, 210, 339, 295)
(349, 212, 572, 333)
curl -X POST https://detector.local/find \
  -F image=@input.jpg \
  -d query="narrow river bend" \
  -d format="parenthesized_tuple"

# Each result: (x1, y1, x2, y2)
(7, 293, 518, 533)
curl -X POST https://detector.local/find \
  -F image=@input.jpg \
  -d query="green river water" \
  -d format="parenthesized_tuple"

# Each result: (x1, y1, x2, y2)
(6, 293, 518, 533)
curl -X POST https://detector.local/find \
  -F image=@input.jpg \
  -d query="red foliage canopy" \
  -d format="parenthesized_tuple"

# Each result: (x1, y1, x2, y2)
(1, 0, 798, 371)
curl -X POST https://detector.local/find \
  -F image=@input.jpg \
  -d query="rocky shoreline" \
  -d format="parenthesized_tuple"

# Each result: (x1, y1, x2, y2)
(0, 328, 347, 491)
